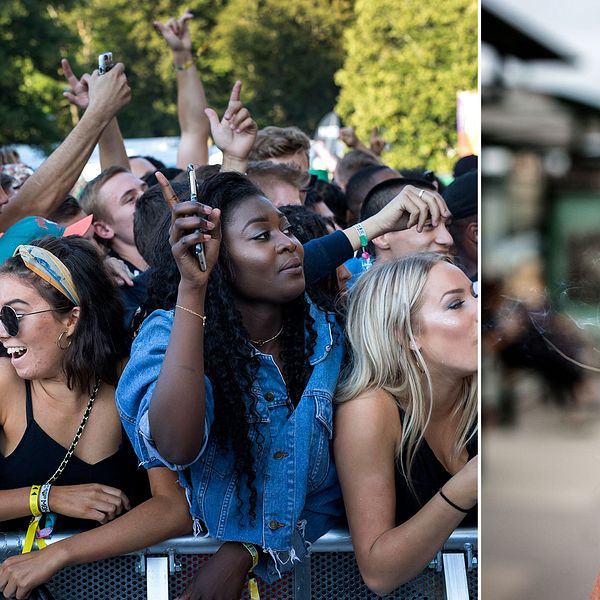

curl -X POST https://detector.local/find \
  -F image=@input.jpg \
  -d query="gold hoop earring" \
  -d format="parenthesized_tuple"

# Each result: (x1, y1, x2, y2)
(57, 331, 72, 350)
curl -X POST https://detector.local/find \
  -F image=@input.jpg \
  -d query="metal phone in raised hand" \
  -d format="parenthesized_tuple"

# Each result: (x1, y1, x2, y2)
(98, 52, 113, 75)
(187, 164, 207, 271)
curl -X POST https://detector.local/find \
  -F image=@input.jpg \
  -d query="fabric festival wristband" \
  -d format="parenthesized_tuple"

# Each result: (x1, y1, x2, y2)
(39, 483, 52, 513)
(353, 223, 369, 249)
(29, 485, 41, 517)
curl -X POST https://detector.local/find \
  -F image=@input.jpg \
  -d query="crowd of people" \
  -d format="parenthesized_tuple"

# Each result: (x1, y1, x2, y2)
(0, 10, 478, 600)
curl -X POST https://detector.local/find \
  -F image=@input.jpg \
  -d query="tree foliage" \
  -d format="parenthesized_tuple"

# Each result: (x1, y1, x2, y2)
(1, 0, 476, 163)
(1, 0, 351, 145)
(0, 0, 81, 147)
(335, 0, 477, 173)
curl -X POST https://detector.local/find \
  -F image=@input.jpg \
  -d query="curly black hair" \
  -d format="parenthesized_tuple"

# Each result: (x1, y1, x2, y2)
(137, 172, 317, 523)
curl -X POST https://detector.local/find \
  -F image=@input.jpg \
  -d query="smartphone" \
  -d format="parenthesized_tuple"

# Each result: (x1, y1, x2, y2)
(98, 52, 114, 75)
(187, 164, 208, 271)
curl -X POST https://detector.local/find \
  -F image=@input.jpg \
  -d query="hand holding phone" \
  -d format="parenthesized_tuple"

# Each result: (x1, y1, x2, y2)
(98, 52, 114, 75)
(188, 164, 208, 272)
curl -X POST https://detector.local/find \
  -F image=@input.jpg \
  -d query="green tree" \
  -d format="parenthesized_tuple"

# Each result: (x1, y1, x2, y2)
(0, 0, 81, 147)
(201, 0, 353, 134)
(335, 0, 477, 173)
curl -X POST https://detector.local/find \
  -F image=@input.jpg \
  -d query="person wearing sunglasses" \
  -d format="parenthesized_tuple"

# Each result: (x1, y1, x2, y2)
(0, 236, 191, 599)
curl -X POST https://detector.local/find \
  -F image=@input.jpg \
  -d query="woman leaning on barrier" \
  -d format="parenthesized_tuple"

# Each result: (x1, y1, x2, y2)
(0, 236, 191, 599)
(334, 253, 478, 596)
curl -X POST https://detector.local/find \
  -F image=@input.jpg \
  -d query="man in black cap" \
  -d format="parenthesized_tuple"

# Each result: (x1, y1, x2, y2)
(443, 169, 478, 289)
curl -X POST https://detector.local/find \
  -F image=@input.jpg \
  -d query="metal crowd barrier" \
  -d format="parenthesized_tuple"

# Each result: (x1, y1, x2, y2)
(0, 527, 477, 599)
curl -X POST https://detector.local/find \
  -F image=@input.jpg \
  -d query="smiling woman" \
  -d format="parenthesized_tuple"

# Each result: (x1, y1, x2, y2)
(0, 236, 191, 599)
(333, 253, 478, 596)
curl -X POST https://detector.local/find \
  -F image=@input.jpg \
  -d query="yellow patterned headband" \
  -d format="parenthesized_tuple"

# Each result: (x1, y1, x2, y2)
(14, 245, 80, 306)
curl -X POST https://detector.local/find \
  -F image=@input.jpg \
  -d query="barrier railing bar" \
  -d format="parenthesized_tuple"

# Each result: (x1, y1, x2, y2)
(0, 527, 477, 558)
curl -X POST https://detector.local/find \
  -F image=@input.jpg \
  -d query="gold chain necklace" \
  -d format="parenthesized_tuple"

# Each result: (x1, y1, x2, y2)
(250, 325, 284, 348)
(45, 378, 101, 484)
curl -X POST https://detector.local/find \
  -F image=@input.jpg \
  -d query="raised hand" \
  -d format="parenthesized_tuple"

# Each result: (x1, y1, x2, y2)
(204, 81, 257, 162)
(62, 58, 90, 111)
(49, 483, 130, 524)
(157, 172, 221, 289)
(87, 63, 131, 119)
(374, 185, 451, 234)
(369, 127, 386, 156)
(339, 126, 360, 149)
(154, 10, 194, 54)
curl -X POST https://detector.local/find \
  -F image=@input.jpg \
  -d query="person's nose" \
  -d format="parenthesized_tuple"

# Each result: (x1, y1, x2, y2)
(275, 230, 297, 253)
(435, 222, 454, 248)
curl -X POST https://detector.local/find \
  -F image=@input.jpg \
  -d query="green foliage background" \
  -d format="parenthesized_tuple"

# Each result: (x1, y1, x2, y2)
(1, 0, 476, 171)
(336, 0, 478, 172)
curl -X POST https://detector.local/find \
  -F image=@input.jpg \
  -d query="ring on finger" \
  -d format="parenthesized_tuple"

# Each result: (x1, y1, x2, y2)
(418, 189, 425, 200)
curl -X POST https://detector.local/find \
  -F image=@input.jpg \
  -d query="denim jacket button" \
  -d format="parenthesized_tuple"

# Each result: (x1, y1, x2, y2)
(264, 391, 275, 401)
(273, 451, 289, 460)
(268, 520, 285, 530)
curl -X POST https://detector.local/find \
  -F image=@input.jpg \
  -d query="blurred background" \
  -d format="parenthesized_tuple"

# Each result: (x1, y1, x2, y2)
(482, 0, 600, 598)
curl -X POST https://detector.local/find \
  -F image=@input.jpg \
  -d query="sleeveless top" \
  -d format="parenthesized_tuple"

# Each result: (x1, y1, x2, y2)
(0, 380, 150, 532)
(394, 423, 477, 527)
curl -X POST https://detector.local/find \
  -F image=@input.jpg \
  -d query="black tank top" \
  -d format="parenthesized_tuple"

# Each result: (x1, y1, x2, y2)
(394, 425, 477, 527)
(0, 380, 150, 532)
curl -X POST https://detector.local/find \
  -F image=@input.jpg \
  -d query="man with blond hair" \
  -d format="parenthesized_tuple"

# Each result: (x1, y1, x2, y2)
(249, 126, 311, 172)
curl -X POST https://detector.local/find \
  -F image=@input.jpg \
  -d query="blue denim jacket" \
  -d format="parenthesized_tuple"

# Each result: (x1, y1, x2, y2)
(116, 300, 344, 582)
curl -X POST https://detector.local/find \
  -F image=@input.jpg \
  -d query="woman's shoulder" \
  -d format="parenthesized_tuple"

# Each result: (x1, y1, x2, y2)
(335, 388, 401, 437)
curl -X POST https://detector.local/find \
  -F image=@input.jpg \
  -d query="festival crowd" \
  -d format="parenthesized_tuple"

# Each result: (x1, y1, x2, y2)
(0, 11, 478, 600)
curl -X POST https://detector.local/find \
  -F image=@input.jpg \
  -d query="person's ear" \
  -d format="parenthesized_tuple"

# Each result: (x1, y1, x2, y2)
(63, 307, 81, 337)
(93, 220, 115, 241)
(466, 221, 478, 245)
(371, 234, 390, 251)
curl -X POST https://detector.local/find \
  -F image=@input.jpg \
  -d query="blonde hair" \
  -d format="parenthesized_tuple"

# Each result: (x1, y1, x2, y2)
(336, 253, 477, 490)
(249, 126, 310, 163)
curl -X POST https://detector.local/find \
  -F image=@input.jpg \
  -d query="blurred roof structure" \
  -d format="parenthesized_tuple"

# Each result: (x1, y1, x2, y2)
(482, 2, 571, 62)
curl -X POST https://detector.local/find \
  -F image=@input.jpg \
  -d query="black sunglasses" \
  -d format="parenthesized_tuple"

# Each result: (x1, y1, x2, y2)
(0, 305, 55, 337)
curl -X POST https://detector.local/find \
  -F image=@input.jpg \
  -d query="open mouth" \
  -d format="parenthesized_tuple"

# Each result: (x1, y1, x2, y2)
(6, 346, 27, 359)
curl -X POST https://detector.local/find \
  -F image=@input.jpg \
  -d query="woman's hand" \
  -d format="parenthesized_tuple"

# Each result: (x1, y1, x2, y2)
(176, 542, 253, 600)
(156, 172, 221, 290)
(0, 545, 66, 599)
(49, 483, 130, 524)
(372, 184, 451, 234)
(204, 81, 257, 162)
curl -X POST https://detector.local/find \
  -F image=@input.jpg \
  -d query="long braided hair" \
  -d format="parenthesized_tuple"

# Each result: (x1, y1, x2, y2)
(136, 172, 317, 522)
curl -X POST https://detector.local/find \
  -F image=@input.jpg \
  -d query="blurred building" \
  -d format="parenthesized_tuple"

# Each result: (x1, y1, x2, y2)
(483, 0, 600, 359)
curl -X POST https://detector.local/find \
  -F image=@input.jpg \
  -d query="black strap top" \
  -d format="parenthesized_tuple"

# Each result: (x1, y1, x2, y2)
(0, 381, 150, 532)
(394, 426, 478, 527)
